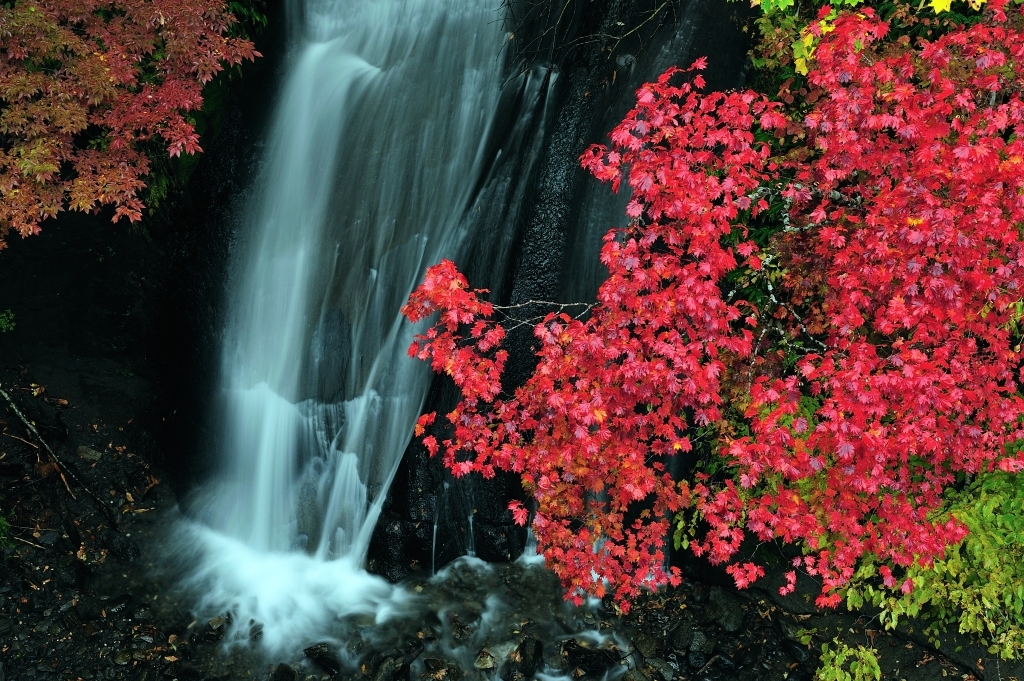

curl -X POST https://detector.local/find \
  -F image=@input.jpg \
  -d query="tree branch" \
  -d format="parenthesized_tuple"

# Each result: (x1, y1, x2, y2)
(0, 385, 118, 526)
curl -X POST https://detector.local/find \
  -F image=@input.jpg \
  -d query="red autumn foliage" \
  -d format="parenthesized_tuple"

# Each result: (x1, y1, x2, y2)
(0, 0, 259, 247)
(404, 60, 784, 608)
(403, 3, 1024, 610)
(727, 2, 1024, 606)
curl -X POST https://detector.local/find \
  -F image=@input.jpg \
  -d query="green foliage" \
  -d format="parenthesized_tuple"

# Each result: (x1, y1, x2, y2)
(845, 470, 1024, 660)
(0, 508, 11, 549)
(744, 0, 994, 84)
(0, 309, 15, 333)
(228, 0, 268, 37)
(796, 627, 818, 646)
(815, 639, 881, 681)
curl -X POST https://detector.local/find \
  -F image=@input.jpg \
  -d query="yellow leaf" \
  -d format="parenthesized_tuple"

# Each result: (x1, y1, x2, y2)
(795, 57, 809, 76)
(930, 0, 953, 13)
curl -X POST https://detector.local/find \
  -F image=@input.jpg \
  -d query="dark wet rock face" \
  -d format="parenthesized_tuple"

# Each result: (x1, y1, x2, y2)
(705, 586, 745, 633)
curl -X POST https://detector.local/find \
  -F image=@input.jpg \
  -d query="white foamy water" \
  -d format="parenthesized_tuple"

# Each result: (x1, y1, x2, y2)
(174, 0, 522, 653)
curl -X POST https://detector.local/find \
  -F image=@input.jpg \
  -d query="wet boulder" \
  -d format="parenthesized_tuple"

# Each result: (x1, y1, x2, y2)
(270, 664, 298, 681)
(670, 623, 693, 651)
(646, 657, 676, 681)
(501, 637, 542, 681)
(560, 638, 622, 677)
(704, 587, 744, 633)
(372, 656, 408, 681)
(629, 630, 657, 659)
(422, 657, 463, 681)
(305, 642, 343, 676)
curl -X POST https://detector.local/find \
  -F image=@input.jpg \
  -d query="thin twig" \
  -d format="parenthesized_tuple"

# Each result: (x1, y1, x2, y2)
(13, 535, 45, 550)
(3, 430, 74, 496)
(493, 299, 593, 311)
(695, 655, 720, 676)
(2, 432, 38, 449)
(55, 469, 75, 499)
(0, 385, 117, 526)
(11, 525, 56, 531)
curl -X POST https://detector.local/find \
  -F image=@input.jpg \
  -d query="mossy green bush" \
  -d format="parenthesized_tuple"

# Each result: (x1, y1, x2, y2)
(815, 639, 881, 681)
(846, 471, 1024, 660)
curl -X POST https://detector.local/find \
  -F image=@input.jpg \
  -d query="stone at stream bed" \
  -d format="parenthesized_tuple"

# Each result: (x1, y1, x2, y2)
(560, 638, 622, 676)
(73, 598, 103, 621)
(646, 657, 675, 681)
(105, 593, 134, 615)
(629, 630, 657, 658)
(783, 639, 811, 663)
(304, 643, 343, 676)
(423, 657, 463, 681)
(622, 670, 650, 681)
(372, 656, 407, 681)
(53, 562, 87, 588)
(776, 617, 802, 642)
(689, 630, 714, 655)
(271, 664, 298, 681)
(670, 623, 694, 651)
(77, 446, 103, 462)
(716, 653, 738, 672)
(100, 529, 140, 563)
(474, 650, 495, 670)
(705, 587, 744, 632)
(501, 637, 542, 681)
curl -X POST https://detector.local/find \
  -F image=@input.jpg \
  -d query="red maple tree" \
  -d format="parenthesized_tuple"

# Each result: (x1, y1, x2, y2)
(404, 1, 1024, 609)
(0, 0, 259, 247)
(727, 2, 1024, 606)
(403, 61, 786, 607)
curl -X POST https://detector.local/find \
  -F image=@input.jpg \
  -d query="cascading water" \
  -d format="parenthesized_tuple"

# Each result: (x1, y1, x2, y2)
(172, 0, 542, 653)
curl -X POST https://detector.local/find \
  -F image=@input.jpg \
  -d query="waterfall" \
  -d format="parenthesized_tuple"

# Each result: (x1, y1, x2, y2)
(173, 0, 547, 653)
